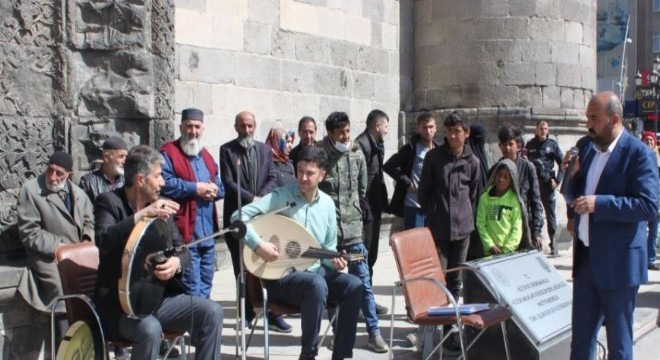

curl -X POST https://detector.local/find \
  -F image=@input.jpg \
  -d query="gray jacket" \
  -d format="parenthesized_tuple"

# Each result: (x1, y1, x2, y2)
(17, 174, 94, 312)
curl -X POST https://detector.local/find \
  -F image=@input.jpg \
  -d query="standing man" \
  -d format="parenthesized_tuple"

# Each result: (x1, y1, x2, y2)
(385, 112, 439, 230)
(79, 136, 128, 203)
(355, 110, 389, 314)
(319, 111, 389, 353)
(525, 120, 564, 255)
(231, 146, 363, 360)
(565, 92, 658, 360)
(161, 108, 225, 298)
(290, 116, 317, 173)
(17, 151, 94, 347)
(220, 111, 290, 331)
(94, 145, 223, 360)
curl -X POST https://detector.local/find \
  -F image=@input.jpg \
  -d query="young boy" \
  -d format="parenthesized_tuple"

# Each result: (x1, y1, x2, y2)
(477, 159, 528, 255)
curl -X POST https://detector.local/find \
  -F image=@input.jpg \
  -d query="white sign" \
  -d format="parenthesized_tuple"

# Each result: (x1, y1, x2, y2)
(472, 251, 572, 344)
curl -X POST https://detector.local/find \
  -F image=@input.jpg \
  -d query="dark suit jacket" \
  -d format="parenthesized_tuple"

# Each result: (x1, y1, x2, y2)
(569, 131, 658, 289)
(93, 188, 191, 341)
(219, 139, 277, 228)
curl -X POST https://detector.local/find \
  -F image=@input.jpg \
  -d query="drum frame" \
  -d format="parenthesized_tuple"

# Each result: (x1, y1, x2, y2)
(118, 218, 156, 318)
(50, 294, 107, 360)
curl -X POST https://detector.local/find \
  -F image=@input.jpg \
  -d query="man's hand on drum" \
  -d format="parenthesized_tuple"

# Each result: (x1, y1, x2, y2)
(331, 250, 348, 270)
(135, 199, 179, 222)
(256, 242, 279, 262)
(154, 256, 181, 281)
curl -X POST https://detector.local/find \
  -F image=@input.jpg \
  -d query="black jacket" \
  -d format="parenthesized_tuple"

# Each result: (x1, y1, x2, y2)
(93, 188, 191, 341)
(384, 134, 441, 217)
(525, 136, 564, 184)
(418, 141, 481, 243)
(79, 169, 124, 203)
(355, 130, 388, 213)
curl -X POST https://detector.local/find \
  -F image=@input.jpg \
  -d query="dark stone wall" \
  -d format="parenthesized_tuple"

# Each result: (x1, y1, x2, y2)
(0, 1, 175, 357)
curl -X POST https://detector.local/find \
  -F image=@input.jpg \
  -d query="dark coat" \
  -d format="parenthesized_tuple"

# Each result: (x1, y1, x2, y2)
(79, 169, 125, 203)
(355, 130, 389, 213)
(384, 134, 441, 217)
(525, 136, 564, 184)
(219, 139, 277, 228)
(93, 188, 191, 341)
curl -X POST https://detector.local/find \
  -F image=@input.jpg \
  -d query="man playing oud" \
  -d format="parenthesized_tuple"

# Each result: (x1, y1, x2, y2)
(231, 146, 363, 360)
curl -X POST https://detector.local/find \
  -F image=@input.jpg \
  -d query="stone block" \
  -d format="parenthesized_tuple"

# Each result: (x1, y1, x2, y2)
(529, 18, 564, 42)
(341, 13, 372, 45)
(501, 18, 530, 40)
(313, 66, 348, 96)
(560, 0, 583, 23)
(282, 61, 315, 94)
(382, 22, 398, 50)
(289, 93, 321, 120)
(248, 0, 280, 25)
(281, 0, 319, 36)
(371, 22, 382, 48)
(329, 41, 359, 69)
(535, 63, 557, 86)
(211, 10, 246, 50)
(295, 34, 331, 64)
(244, 21, 272, 55)
(424, 88, 445, 109)
(211, 85, 271, 121)
(271, 30, 296, 60)
(175, 80, 194, 111)
(501, 63, 537, 86)
(351, 72, 375, 100)
(235, 55, 281, 90)
(574, 88, 585, 109)
(295, 0, 328, 5)
(175, 9, 213, 48)
(358, 46, 390, 74)
(432, 0, 466, 21)
(414, 66, 431, 91)
(384, 0, 401, 24)
(319, 96, 351, 118)
(582, 66, 597, 90)
(175, 0, 205, 11)
(560, 87, 575, 108)
(565, 21, 583, 44)
(374, 75, 399, 103)
(414, 0, 433, 25)
(413, 89, 427, 110)
(579, 45, 595, 66)
(551, 42, 579, 65)
(416, 22, 443, 47)
(481, 40, 523, 63)
(178, 46, 235, 84)
(350, 99, 374, 123)
(328, 0, 362, 14)
(509, 0, 536, 16)
(491, 85, 521, 107)
(192, 82, 213, 114)
(536, 0, 561, 19)
(483, 0, 509, 16)
(556, 64, 582, 88)
(521, 41, 552, 63)
(390, 50, 402, 77)
(519, 86, 543, 107)
(543, 86, 561, 108)
(363, 0, 385, 22)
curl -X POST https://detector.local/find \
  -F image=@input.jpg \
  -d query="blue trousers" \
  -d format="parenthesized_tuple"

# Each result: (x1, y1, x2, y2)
(570, 244, 638, 360)
(403, 206, 425, 230)
(181, 239, 216, 298)
(648, 216, 658, 265)
(339, 243, 380, 335)
(263, 266, 363, 359)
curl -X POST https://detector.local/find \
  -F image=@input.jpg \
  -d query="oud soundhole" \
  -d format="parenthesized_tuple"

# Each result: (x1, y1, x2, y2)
(285, 241, 301, 258)
(269, 235, 281, 252)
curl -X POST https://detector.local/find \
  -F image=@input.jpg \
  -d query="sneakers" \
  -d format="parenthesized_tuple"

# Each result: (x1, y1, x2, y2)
(368, 333, 389, 353)
(159, 339, 180, 358)
(649, 263, 660, 271)
(268, 314, 293, 333)
(326, 337, 334, 350)
(442, 333, 462, 353)
(375, 302, 389, 315)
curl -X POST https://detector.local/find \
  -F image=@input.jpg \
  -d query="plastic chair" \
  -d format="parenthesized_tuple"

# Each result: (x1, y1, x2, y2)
(388, 227, 512, 360)
(51, 241, 186, 359)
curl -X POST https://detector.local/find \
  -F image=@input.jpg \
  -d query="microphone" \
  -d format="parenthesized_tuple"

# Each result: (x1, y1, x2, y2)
(560, 146, 579, 197)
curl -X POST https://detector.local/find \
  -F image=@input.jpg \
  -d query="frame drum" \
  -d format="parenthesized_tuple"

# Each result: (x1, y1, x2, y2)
(56, 320, 103, 360)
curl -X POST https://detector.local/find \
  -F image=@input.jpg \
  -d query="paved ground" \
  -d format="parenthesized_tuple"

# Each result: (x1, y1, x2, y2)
(194, 235, 660, 360)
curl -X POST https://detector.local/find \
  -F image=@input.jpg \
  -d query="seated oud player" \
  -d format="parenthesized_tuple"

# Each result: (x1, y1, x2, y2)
(93, 145, 223, 360)
(231, 146, 363, 360)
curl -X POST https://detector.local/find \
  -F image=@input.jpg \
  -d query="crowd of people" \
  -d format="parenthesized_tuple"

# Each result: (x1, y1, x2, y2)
(14, 91, 660, 360)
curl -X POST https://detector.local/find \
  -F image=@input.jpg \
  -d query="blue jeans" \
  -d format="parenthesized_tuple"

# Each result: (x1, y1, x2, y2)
(403, 206, 425, 230)
(181, 239, 215, 298)
(339, 243, 380, 335)
(648, 217, 658, 265)
(263, 266, 363, 359)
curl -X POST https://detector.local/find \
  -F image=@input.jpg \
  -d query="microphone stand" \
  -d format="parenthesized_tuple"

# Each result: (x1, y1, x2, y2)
(236, 158, 247, 360)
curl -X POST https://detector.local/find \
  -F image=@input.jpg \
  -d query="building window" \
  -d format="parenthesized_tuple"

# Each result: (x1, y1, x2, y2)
(655, 0, 660, 12)
(654, 32, 660, 53)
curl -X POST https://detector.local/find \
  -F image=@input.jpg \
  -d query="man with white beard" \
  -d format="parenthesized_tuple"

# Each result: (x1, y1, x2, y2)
(17, 150, 94, 352)
(79, 136, 128, 203)
(161, 108, 225, 299)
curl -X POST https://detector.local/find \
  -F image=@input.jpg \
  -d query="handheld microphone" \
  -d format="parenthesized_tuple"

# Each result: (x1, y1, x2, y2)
(560, 146, 579, 196)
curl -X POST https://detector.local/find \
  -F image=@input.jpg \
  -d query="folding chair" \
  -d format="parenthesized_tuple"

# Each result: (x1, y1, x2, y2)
(388, 227, 512, 360)
(51, 241, 186, 359)
(238, 271, 336, 359)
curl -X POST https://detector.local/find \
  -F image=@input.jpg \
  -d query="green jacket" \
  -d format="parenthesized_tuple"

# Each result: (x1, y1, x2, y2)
(319, 136, 368, 246)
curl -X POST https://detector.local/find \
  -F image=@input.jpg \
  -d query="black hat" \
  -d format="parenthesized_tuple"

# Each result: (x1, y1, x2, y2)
(181, 108, 204, 122)
(48, 151, 73, 172)
(102, 136, 128, 150)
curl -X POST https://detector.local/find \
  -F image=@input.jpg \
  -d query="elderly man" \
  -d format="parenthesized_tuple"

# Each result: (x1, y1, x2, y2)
(79, 136, 128, 202)
(17, 151, 94, 347)
(161, 108, 225, 298)
(219, 111, 289, 331)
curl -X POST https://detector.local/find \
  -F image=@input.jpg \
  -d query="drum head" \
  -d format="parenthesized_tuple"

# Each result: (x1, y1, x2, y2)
(56, 320, 104, 360)
(128, 218, 170, 317)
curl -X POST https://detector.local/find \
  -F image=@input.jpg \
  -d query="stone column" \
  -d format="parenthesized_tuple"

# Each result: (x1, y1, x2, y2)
(410, 0, 596, 142)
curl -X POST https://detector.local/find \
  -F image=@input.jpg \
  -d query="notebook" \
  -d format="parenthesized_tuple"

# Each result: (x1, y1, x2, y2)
(428, 303, 490, 316)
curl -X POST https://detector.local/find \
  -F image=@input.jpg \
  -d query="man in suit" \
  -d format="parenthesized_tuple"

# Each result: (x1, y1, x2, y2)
(219, 111, 289, 331)
(94, 145, 223, 360)
(564, 92, 658, 360)
(17, 151, 94, 347)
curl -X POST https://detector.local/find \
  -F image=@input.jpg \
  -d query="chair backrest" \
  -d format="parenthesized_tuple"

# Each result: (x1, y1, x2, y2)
(390, 227, 450, 321)
(55, 241, 100, 323)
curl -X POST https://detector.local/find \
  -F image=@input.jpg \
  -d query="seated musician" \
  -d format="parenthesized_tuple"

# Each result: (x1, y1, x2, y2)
(231, 146, 363, 360)
(93, 145, 223, 359)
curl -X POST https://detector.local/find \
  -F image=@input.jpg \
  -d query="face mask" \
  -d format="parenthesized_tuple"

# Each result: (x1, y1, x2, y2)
(334, 141, 350, 153)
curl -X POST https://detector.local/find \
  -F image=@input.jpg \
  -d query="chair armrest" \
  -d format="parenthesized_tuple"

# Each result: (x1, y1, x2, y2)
(445, 265, 505, 305)
(397, 276, 463, 319)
